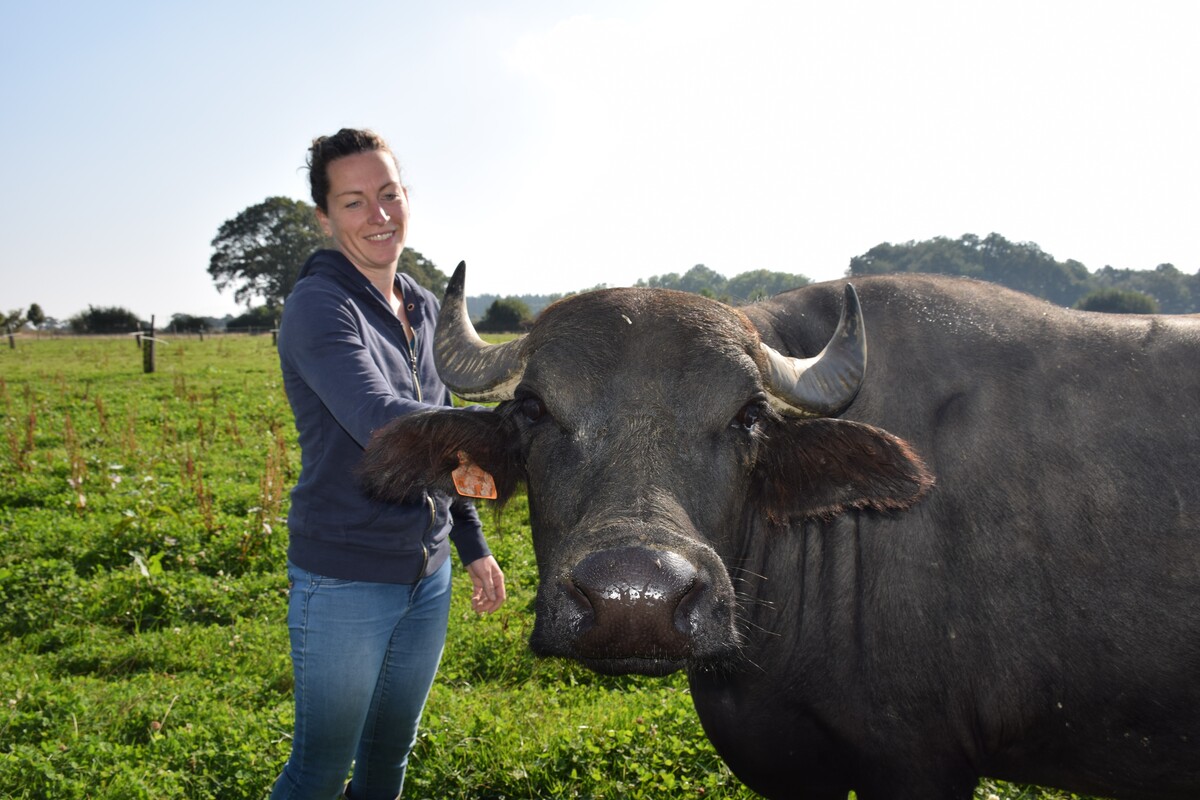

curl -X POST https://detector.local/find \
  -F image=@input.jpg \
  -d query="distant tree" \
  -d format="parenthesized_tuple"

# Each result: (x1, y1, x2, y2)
(3, 309, 25, 331)
(69, 306, 143, 334)
(639, 264, 727, 296)
(468, 293, 563, 320)
(209, 196, 328, 310)
(226, 306, 280, 333)
(476, 297, 532, 333)
(726, 269, 810, 302)
(637, 272, 679, 291)
(26, 304, 45, 328)
(401, 249, 449, 296)
(637, 265, 810, 304)
(1092, 263, 1192, 313)
(850, 233, 1091, 306)
(678, 264, 727, 295)
(170, 314, 210, 333)
(1075, 288, 1159, 314)
(974, 234, 1091, 306)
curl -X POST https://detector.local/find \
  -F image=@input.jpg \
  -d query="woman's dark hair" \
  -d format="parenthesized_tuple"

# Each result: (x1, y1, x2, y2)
(306, 128, 398, 212)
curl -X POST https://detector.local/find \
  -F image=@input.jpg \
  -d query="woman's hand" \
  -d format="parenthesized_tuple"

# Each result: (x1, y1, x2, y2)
(465, 555, 506, 614)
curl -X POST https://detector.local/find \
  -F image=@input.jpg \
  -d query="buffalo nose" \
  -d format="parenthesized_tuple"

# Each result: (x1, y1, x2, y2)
(568, 547, 700, 660)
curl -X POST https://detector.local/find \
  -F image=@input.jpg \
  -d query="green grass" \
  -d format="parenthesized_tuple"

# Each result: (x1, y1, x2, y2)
(0, 335, 1087, 799)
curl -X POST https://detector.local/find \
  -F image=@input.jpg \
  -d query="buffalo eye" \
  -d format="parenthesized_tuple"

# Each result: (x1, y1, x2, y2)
(733, 402, 765, 431)
(519, 395, 547, 423)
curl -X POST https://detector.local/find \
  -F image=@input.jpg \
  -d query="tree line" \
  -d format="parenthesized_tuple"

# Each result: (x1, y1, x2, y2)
(199, 201, 1198, 323)
(9, 198, 1197, 335)
(850, 232, 1198, 314)
(465, 264, 813, 331)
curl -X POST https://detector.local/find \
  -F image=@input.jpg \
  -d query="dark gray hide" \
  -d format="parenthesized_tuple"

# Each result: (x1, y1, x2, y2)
(361, 267, 1200, 800)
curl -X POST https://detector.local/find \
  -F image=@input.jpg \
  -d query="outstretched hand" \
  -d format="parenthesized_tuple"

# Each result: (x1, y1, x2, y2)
(465, 555, 506, 614)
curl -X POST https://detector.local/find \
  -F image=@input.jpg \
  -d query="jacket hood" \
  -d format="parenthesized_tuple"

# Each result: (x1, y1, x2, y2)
(294, 249, 435, 330)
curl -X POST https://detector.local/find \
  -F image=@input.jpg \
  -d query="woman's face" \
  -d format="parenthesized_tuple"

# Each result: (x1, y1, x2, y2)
(316, 150, 409, 276)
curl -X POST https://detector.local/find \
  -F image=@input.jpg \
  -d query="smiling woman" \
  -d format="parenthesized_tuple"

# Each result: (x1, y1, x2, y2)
(269, 127, 507, 800)
(312, 145, 410, 300)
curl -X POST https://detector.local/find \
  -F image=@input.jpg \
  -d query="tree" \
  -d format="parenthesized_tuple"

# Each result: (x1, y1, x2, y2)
(639, 265, 726, 296)
(476, 297, 532, 333)
(848, 233, 1200, 311)
(849, 233, 1091, 306)
(468, 293, 562, 320)
(209, 196, 452, 309)
(636, 265, 810, 304)
(170, 314, 210, 333)
(726, 269, 810, 302)
(209, 196, 328, 310)
(26, 303, 45, 328)
(678, 264, 727, 295)
(3, 309, 25, 331)
(401, 248, 449, 296)
(1093, 263, 1192, 313)
(1075, 288, 1159, 314)
(226, 306, 280, 333)
(69, 306, 143, 334)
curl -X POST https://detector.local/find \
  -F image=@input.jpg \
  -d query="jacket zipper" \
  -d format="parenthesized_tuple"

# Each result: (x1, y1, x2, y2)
(397, 290, 430, 581)
(410, 331, 431, 581)
(408, 340, 422, 403)
(416, 494, 435, 581)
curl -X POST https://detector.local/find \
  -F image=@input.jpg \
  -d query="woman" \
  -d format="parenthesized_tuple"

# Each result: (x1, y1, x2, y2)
(271, 128, 506, 800)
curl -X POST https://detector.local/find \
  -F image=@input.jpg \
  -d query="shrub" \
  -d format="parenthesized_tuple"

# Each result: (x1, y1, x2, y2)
(1074, 287, 1159, 314)
(68, 306, 144, 334)
(475, 297, 532, 333)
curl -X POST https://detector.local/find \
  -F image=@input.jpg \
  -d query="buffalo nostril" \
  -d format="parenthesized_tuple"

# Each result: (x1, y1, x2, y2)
(673, 577, 707, 636)
(559, 577, 595, 633)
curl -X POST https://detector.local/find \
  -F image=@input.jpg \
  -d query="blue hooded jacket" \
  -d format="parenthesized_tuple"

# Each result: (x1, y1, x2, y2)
(278, 249, 488, 583)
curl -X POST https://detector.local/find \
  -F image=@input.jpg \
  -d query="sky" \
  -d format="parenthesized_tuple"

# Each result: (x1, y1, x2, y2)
(2, 0, 1198, 322)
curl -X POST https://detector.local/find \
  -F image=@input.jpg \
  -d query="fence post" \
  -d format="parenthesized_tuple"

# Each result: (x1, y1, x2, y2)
(143, 316, 156, 374)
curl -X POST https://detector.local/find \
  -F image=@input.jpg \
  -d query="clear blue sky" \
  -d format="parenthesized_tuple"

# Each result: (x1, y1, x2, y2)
(3, 0, 1197, 322)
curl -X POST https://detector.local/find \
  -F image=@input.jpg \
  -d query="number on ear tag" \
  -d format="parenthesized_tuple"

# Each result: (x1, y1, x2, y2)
(451, 452, 498, 499)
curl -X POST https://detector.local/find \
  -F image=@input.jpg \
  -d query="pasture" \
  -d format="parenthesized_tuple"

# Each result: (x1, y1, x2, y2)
(1, 335, 1085, 799)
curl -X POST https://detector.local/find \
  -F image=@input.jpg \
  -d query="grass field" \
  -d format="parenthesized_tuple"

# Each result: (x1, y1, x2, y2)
(0, 335, 1086, 799)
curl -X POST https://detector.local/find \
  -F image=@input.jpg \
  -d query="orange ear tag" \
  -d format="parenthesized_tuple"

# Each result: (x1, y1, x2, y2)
(451, 452, 498, 499)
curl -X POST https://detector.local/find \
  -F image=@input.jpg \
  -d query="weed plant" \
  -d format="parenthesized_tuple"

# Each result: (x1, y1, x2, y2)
(1, 336, 1085, 799)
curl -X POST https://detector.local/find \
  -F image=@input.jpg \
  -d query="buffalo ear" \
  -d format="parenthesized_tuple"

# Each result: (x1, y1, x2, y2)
(359, 408, 519, 504)
(757, 418, 934, 523)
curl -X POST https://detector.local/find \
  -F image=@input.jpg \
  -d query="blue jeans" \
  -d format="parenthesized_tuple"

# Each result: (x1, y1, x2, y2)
(270, 559, 452, 800)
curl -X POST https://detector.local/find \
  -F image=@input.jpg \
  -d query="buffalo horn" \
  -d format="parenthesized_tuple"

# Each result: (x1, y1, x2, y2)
(433, 262, 528, 402)
(760, 284, 867, 417)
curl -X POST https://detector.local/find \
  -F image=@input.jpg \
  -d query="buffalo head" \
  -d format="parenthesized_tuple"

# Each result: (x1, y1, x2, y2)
(361, 263, 932, 676)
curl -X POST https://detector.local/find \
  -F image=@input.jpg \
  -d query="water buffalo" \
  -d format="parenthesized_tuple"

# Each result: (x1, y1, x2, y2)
(360, 263, 1200, 799)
